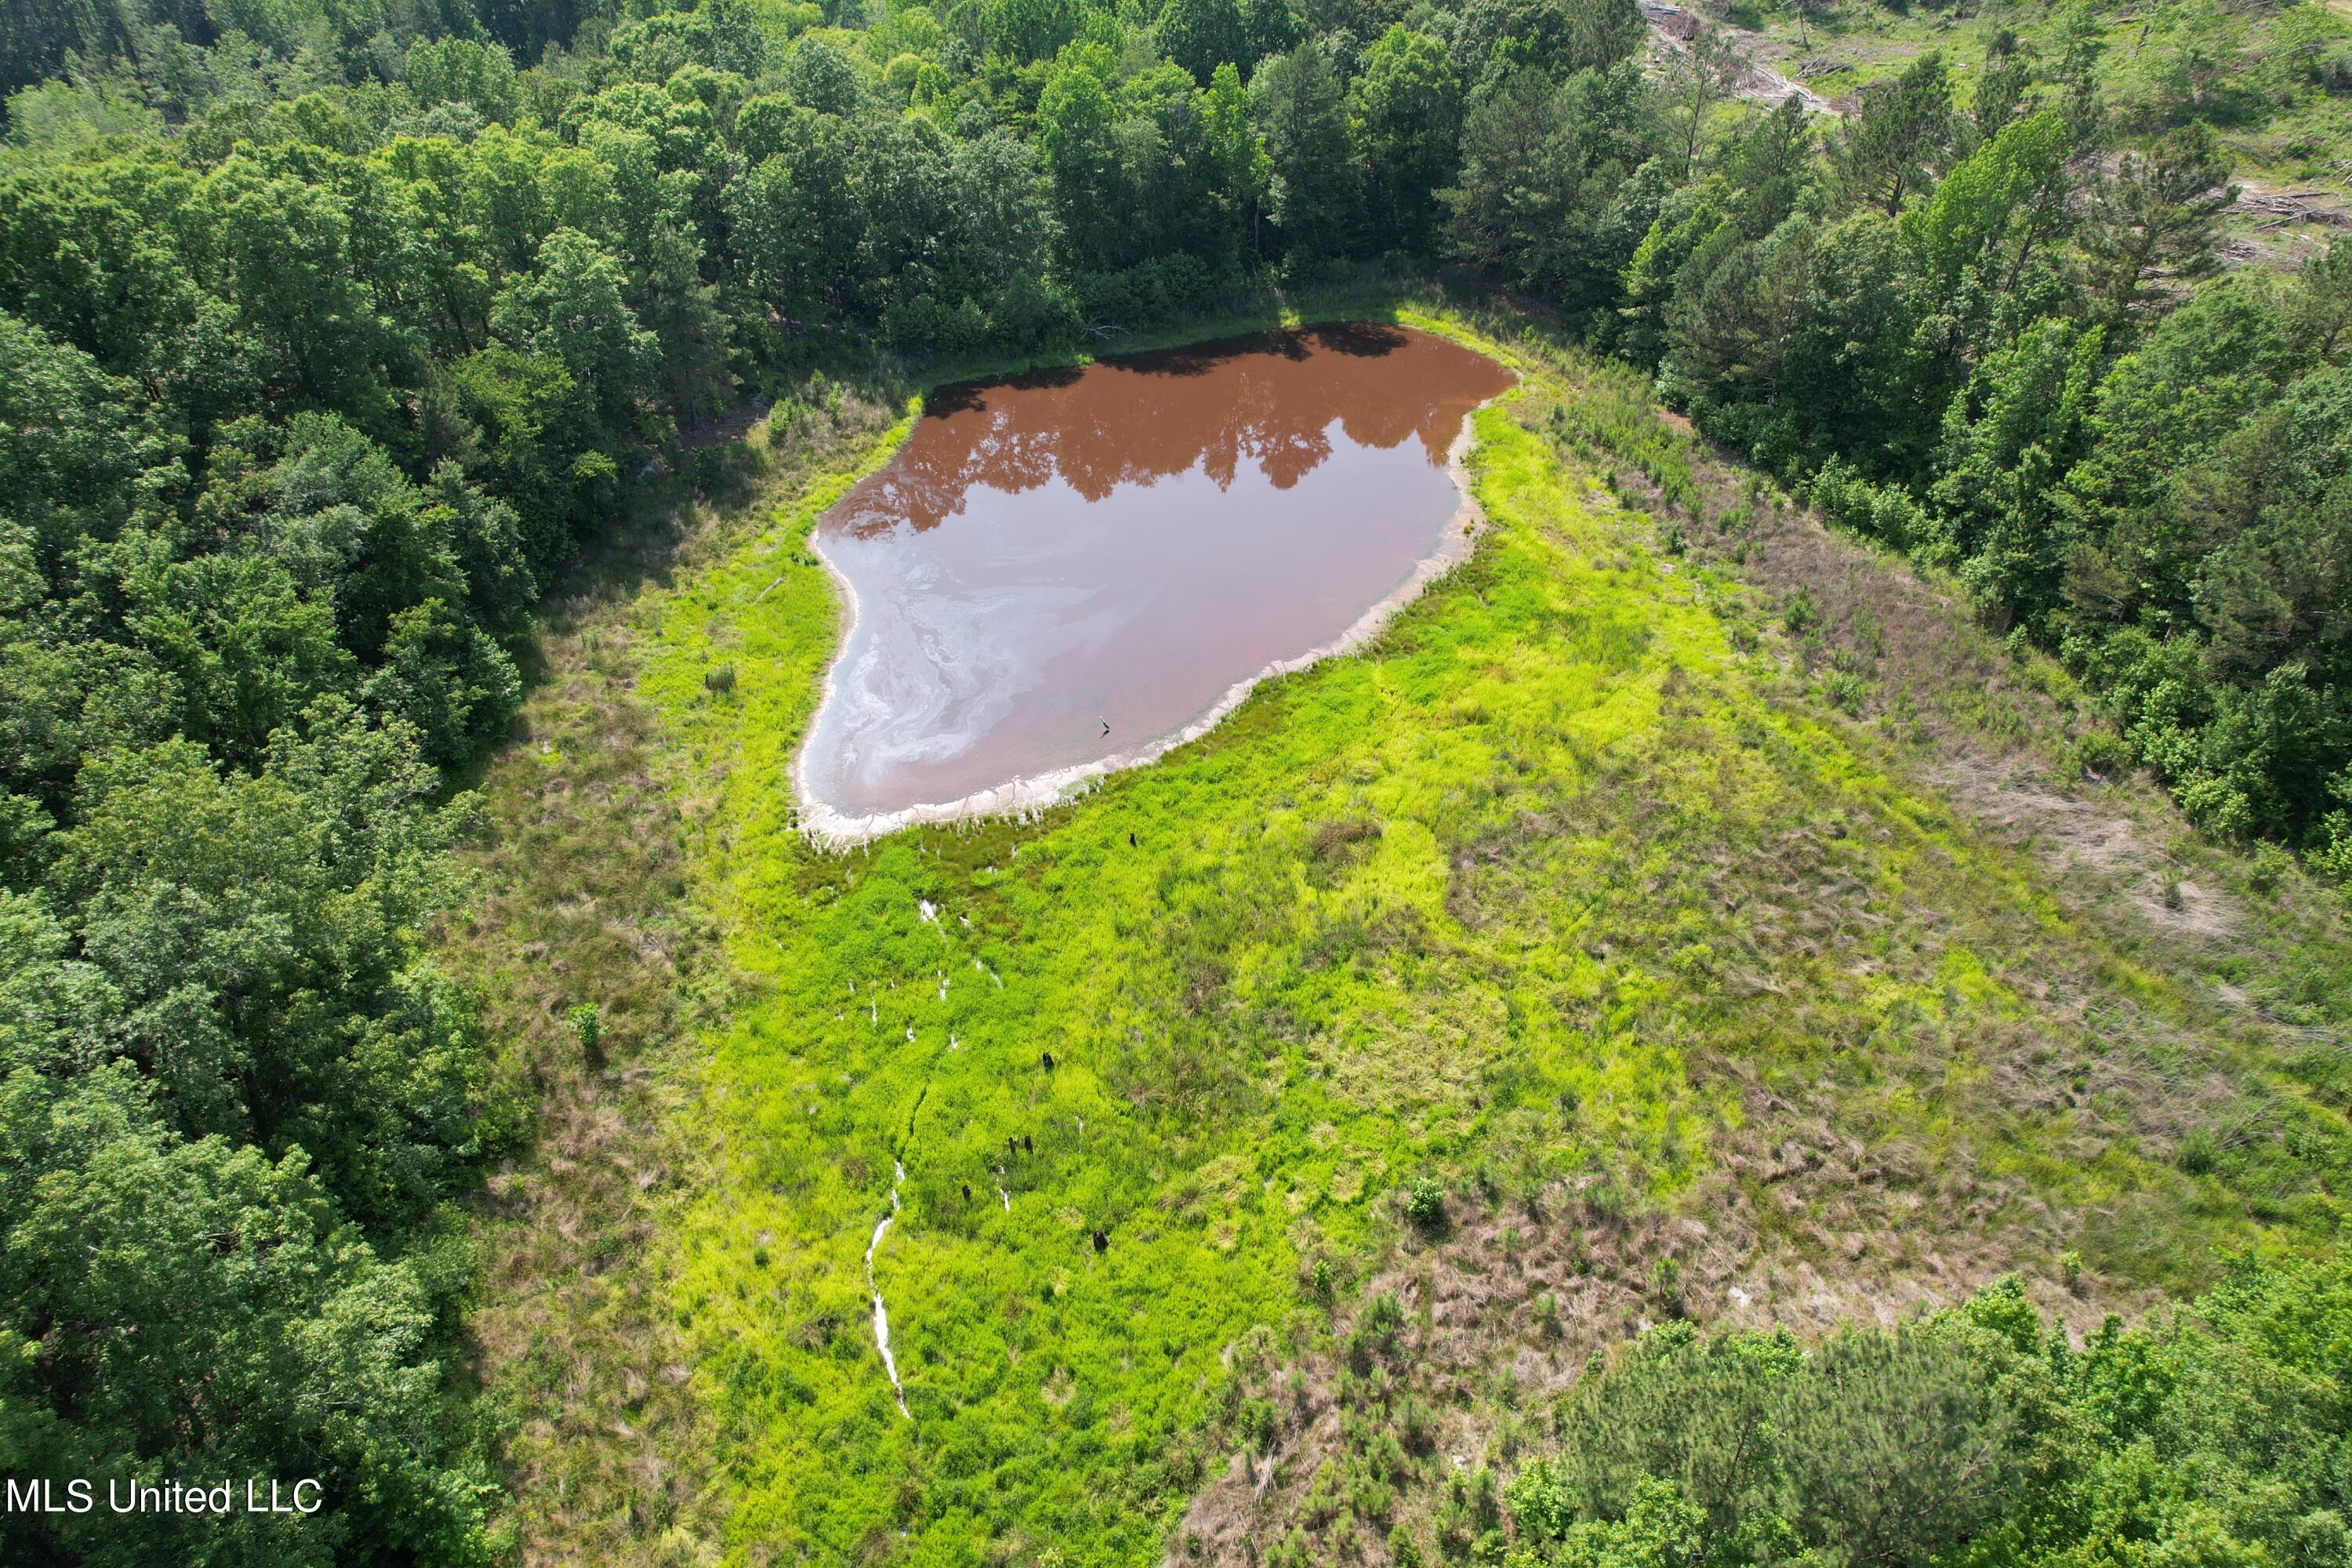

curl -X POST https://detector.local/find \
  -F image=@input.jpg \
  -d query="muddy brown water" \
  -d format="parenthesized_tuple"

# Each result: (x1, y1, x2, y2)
(800, 323, 1512, 828)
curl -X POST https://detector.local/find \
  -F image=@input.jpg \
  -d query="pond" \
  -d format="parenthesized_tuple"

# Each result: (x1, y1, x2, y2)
(797, 322, 1513, 834)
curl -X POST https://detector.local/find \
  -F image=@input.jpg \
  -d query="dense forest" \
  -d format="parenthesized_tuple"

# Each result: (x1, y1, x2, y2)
(2, 0, 2351, 1559)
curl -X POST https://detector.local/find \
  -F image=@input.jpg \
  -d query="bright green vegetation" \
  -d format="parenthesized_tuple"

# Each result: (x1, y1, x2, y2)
(583, 313, 2352, 1563)
(5, 0, 2352, 1560)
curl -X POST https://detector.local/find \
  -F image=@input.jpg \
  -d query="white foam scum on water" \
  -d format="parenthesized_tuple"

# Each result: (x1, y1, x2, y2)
(790, 399, 1508, 850)
(866, 1159, 910, 1420)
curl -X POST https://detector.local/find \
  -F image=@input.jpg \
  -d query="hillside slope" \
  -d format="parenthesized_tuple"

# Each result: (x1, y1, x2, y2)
(456, 301, 2352, 1566)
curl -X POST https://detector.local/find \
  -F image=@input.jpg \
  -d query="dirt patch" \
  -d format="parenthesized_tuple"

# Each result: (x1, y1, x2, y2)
(2217, 176, 2351, 269)
(1641, 0, 1842, 114)
(1921, 755, 2237, 941)
(2233, 176, 2352, 233)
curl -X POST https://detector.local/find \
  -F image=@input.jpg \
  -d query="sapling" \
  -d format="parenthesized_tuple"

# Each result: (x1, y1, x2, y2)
(567, 1002, 603, 1065)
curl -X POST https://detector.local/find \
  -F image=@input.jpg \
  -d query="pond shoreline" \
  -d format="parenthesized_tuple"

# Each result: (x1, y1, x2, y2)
(788, 397, 1508, 848)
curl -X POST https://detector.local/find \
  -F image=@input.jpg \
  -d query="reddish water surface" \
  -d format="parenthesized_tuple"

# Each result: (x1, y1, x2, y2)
(801, 323, 1511, 825)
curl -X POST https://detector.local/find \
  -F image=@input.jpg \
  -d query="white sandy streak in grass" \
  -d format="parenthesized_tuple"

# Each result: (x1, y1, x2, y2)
(789, 406, 1504, 848)
(866, 1160, 910, 1420)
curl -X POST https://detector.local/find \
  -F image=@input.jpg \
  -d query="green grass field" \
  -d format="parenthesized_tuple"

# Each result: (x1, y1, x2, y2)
(459, 303, 2352, 1565)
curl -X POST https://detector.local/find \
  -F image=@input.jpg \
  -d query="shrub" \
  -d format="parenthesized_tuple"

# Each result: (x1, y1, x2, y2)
(2074, 730, 2134, 781)
(1242, 1396, 1279, 1453)
(1808, 458, 1934, 554)
(1781, 587, 1820, 636)
(1649, 1255, 1683, 1311)
(1402, 1175, 1448, 1232)
(567, 1001, 604, 1061)
(1347, 1290, 1409, 1374)
(1821, 670, 1871, 715)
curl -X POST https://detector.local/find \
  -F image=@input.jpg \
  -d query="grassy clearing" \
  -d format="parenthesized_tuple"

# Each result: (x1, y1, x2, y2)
(528, 305, 2352, 1564)
(450, 280, 1474, 1566)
